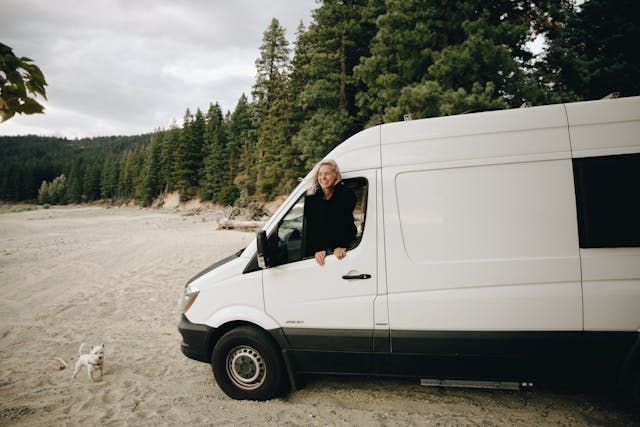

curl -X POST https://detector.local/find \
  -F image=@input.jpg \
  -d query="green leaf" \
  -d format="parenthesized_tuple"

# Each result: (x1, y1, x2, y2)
(0, 108, 16, 122)
(18, 98, 44, 115)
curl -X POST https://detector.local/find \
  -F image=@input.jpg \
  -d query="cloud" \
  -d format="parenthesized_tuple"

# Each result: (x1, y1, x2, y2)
(161, 54, 257, 85)
(0, 0, 315, 138)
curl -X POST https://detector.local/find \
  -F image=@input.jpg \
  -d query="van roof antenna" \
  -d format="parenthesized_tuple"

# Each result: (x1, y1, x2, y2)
(520, 101, 532, 108)
(602, 92, 620, 99)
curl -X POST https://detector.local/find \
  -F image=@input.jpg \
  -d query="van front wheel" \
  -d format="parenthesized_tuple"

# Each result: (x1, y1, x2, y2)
(212, 326, 283, 400)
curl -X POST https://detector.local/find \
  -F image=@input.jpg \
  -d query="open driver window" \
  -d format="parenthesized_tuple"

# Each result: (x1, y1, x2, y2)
(268, 177, 368, 267)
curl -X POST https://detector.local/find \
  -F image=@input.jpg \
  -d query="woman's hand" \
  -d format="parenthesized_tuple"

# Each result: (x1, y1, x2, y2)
(315, 248, 347, 266)
(334, 247, 346, 260)
(315, 250, 327, 266)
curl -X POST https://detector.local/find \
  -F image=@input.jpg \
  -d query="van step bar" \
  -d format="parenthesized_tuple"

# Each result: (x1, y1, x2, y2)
(420, 379, 533, 391)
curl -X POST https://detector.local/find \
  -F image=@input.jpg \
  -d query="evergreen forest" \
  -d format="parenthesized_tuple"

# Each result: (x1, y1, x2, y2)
(1, 0, 639, 206)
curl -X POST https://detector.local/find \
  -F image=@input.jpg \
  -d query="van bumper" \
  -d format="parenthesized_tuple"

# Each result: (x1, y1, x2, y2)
(178, 314, 214, 363)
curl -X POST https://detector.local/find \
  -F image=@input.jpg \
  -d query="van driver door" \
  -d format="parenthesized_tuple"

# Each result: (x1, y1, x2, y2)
(262, 170, 377, 352)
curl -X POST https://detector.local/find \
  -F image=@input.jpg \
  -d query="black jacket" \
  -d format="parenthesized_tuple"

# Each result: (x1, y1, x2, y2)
(304, 182, 357, 256)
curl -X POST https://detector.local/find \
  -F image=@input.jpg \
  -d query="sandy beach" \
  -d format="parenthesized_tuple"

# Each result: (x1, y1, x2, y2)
(0, 206, 637, 426)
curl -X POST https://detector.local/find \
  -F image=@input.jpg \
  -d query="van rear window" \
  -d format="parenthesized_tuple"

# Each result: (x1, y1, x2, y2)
(573, 153, 640, 248)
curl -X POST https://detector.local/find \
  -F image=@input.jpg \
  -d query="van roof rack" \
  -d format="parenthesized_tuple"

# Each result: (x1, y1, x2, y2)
(602, 92, 620, 99)
(462, 107, 503, 115)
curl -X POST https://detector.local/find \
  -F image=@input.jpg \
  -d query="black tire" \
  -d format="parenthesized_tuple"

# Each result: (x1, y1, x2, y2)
(212, 326, 284, 401)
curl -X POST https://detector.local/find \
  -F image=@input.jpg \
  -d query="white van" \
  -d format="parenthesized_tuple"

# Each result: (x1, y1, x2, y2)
(178, 96, 640, 402)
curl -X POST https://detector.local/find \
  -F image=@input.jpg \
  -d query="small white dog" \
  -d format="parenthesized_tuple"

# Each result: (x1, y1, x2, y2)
(72, 343, 104, 381)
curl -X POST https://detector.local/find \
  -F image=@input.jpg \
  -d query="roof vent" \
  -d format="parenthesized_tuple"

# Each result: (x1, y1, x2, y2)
(520, 101, 532, 108)
(403, 114, 412, 121)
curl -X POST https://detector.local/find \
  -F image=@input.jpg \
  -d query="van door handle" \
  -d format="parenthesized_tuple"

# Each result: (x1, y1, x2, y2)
(342, 274, 372, 280)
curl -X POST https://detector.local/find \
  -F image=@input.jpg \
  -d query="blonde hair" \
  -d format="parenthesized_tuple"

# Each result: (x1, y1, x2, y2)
(307, 159, 342, 195)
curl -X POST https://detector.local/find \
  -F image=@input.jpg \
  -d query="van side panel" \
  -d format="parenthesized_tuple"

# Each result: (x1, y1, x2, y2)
(385, 159, 582, 331)
(381, 106, 581, 333)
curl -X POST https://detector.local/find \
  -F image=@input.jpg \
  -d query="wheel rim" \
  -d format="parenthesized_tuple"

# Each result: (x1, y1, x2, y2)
(226, 345, 266, 390)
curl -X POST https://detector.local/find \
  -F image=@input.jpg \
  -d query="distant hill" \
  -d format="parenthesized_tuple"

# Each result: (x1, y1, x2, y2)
(0, 134, 150, 201)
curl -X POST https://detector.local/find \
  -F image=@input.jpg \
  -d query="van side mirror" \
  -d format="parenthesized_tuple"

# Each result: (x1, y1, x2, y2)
(256, 230, 270, 269)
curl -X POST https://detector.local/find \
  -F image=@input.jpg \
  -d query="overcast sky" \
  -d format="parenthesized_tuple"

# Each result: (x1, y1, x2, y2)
(0, 0, 317, 139)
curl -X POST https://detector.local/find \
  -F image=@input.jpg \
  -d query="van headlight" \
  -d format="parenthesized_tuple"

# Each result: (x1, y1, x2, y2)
(183, 284, 200, 313)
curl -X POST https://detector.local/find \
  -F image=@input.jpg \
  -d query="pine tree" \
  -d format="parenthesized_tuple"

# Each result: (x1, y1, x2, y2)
(255, 73, 294, 198)
(139, 134, 161, 206)
(201, 103, 227, 202)
(289, 21, 311, 115)
(252, 18, 293, 200)
(252, 18, 291, 121)
(0, 168, 9, 201)
(159, 124, 179, 193)
(131, 147, 146, 201)
(174, 109, 204, 199)
(191, 109, 206, 184)
(100, 157, 120, 201)
(82, 162, 101, 201)
(118, 151, 132, 200)
(20, 163, 37, 201)
(66, 159, 83, 203)
(8, 166, 24, 201)
(227, 94, 253, 205)
(235, 107, 259, 205)
(118, 149, 144, 200)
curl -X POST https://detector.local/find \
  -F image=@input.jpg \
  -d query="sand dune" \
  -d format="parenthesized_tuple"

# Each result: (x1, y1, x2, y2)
(0, 206, 636, 426)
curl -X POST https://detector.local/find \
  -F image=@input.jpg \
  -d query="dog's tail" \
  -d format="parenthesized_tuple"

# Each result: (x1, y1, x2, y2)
(78, 342, 88, 355)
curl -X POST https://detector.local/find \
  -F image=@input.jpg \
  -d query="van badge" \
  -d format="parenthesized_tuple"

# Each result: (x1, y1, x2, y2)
(285, 320, 304, 324)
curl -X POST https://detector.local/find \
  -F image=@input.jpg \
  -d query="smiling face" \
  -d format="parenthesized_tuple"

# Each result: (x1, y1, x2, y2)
(317, 164, 338, 192)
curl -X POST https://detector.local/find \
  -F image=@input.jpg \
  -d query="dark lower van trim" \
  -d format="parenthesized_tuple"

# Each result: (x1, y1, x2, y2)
(278, 328, 639, 386)
(179, 320, 639, 388)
